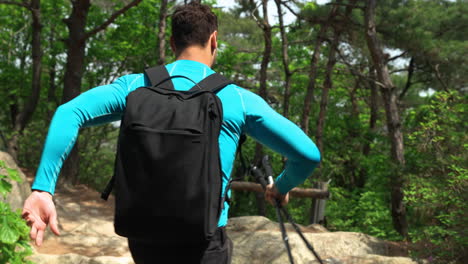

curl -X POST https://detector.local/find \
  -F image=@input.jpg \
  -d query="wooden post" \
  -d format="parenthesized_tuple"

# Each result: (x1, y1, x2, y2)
(310, 180, 330, 224)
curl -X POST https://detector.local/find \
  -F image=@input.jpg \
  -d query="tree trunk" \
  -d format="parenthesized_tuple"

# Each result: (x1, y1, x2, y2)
(274, 0, 292, 118)
(352, 66, 379, 189)
(6, 132, 20, 162)
(250, 0, 273, 216)
(399, 57, 414, 100)
(343, 76, 366, 191)
(19, 0, 42, 130)
(347, 79, 363, 188)
(364, 0, 408, 239)
(60, 0, 91, 184)
(250, 0, 272, 166)
(257, 0, 271, 103)
(47, 0, 59, 120)
(60, 0, 142, 184)
(315, 0, 356, 154)
(2, 0, 42, 162)
(157, 0, 169, 65)
(301, 5, 339, 135)
(310, 0, 357, 224)
(0, 129, 7, 150)
(362, 66, 378, 157)
(47, 46, 58, 120)
(62, 0, 90, 104)
(315, 27, 340, 155)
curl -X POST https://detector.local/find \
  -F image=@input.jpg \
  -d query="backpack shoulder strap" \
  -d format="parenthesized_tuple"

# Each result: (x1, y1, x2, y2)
(144, 65, 174, 90)
(190, 73, 234, 93)
(221, 134, 247, 208)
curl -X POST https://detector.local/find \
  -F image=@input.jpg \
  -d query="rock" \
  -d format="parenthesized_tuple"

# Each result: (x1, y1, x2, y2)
(336, 255, 421, 264)
(29, 184, 420, 264)
(227, 216, 418, 264)
(28, 253, 133, 264)
(0, 151, 31, 210)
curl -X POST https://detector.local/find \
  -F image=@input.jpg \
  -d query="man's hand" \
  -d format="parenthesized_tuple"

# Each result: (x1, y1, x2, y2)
(22, 190, 60, 246)
(265, 184, 289, 207)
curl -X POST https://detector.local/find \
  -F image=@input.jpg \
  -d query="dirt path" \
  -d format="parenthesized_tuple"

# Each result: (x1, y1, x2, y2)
(24, 171, 131, 258)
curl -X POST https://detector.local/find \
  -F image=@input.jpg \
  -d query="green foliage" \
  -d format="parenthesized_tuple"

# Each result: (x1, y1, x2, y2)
(78, 125, 119, 190)
(326, 168, 402, 240)
(0, 161, 34, 264)
(379, 0, 468, 92)
(404, 91, 467, 262)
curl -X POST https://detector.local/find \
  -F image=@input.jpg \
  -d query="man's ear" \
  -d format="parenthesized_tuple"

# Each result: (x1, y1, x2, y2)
(210, 31, 218, 53)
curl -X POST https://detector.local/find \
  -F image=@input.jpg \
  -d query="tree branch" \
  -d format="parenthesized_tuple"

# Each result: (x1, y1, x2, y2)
(326, 1, 364, 10)
(387, 51, 407, 63)
(432, 62, 449, 92)
(83, 0, 142, 41)
(282, 1, 324, 24)
(0, 0, 30, 9)
(248, 0, 264, 30)
(281, 0, 300, 17)
(0, 128, 7, 150)
(399, 57, 414, 99)
(335, 45, 386, 88)
(389, 68, 411, 74)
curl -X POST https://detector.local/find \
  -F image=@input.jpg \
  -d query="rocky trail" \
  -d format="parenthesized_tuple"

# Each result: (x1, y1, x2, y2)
(1, 151, 422, 264)
(25, 175, 135, 263)
(28, 177, 418, 264)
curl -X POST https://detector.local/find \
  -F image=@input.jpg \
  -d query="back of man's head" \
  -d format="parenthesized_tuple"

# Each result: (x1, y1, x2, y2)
(171, 2, 218, 53)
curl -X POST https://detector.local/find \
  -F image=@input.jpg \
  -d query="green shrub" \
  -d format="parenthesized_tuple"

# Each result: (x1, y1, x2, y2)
(0, 161, 34, 264)
(404, 91, 467, 263)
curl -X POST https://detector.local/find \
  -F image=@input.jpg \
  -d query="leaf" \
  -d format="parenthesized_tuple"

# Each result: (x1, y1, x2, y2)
(0, 179, 13, 197)
(0, 216, 20, 244)
(6, 168, 22, 183)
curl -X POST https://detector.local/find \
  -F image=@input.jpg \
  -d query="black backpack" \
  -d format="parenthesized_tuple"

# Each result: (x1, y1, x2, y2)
(101, 65, 233, 243)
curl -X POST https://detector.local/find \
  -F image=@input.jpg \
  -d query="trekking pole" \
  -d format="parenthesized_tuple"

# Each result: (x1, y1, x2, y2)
(280, 206, 324, 264)
(262, 156, 325, 264)
(251, 163, 295, 264)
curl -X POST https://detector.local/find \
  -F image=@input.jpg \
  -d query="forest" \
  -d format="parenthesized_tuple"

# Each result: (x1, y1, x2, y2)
(0, 0, 466, 263)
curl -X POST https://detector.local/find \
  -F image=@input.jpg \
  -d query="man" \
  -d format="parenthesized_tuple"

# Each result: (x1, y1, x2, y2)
(22, 2, 320, 263)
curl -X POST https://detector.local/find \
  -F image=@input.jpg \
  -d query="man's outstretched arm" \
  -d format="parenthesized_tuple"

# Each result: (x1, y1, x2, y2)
(31, 76, 132, 194)
(23, 74, 140, 246)
(243, 89, 321, 196)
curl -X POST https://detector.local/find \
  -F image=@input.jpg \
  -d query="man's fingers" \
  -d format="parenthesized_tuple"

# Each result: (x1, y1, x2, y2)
(265, 184, 279, 205)
(264, 184, 289, 207)
(22, 212, 34, 226)
(21, 210, 30, 219)
(281, 193, 290, 206)
(36, 229, 44, 246)
(49, 213, 60, 236)
(30, 225, 37, 240)
(26, 218, 35, 226)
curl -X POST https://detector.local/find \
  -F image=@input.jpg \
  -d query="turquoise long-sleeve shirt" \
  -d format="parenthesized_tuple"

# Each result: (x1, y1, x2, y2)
(32, 59, 320, 227)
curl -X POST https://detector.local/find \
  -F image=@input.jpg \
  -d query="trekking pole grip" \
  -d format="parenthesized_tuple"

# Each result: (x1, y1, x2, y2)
(251, 166, 268, 191)
(262, 155, 275, 186)
(262, 155, 283, 206)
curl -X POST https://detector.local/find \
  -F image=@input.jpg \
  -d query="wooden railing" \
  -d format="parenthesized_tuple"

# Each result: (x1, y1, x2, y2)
(231, 180, 330, 224)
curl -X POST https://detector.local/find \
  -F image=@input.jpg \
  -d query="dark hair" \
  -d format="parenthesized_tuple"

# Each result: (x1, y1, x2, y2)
(171, 1, 218, 52)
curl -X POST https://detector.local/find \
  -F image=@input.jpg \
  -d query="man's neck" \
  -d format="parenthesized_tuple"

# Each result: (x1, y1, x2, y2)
(176, 46, 213, 68)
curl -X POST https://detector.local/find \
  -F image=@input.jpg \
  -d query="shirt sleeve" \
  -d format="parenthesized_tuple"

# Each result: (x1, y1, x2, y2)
(242, 90, 321, 194)
(31, 75, 135, 194)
